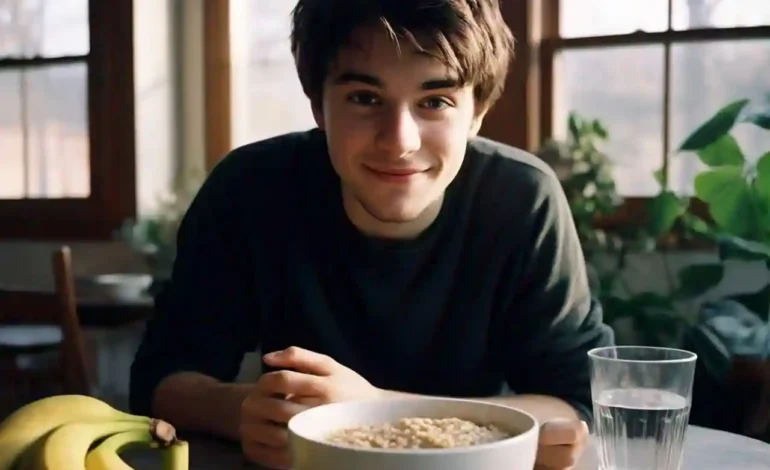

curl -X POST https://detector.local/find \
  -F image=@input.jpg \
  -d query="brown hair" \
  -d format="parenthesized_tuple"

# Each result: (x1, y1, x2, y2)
(290, 0, 515, 112)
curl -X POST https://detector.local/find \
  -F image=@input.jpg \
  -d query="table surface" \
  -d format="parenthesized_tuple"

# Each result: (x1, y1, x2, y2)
(122, 425, 770, 470)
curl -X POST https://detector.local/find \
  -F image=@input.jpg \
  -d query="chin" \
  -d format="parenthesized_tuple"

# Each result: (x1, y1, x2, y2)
(361, 201, 429, 224)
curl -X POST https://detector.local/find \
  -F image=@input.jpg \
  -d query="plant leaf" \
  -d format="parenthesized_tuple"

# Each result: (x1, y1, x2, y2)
(680, 212, 715, 240)
(725, 284, 770, 321)
(600, 295, 632, 324)
(756, 151, 770, 203)
(694, 167, 762, 237)
(592, 120, 608, 139)
(743, 106, 770, 130)
(568, 113, 580, 142)
(696, 134, 745, 167)
(676, 263, 725, 299)
(628, 294, 686, 347)
(717, 234, 770, 261)
(653, 168, 666, 189)
(679, 99, 750, 151)
(627, 292, 676, 310)
(646, 191, 688, 237)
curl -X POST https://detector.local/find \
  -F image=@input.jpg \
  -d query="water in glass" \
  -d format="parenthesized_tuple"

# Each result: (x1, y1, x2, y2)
(588, 346, 697, 470)
(594, 387, 690, 470)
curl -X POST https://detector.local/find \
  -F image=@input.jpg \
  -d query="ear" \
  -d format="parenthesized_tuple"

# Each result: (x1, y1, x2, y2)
(468, 109, 488, 138)
(312, 99, 326, 130)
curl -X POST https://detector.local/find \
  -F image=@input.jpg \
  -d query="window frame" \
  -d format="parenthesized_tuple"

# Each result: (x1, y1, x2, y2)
(0, 0, 136, 240)
(538, 0, 770, 231)
(203, 0, 232, 171)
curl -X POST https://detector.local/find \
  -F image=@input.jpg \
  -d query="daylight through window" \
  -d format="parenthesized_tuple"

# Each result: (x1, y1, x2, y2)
(0, 0, 91, 200)
(551, 0, 770, 197)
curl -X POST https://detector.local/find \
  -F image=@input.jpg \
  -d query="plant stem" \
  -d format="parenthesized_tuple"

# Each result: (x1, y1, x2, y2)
(659, 249, 677, 295)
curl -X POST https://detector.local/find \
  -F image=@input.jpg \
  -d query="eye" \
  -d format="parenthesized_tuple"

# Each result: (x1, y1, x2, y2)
(420, 97, 452, 111)
(347, 91, 381, 106)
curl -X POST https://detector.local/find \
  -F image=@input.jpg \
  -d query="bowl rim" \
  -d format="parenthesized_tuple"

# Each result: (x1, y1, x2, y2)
(287, 396, 540, 455)
(90, 273, 153, 285)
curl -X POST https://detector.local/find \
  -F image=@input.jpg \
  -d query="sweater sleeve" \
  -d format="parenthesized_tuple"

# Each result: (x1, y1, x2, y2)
(502, 170, 614, 427)
(128, 155, 261, 417)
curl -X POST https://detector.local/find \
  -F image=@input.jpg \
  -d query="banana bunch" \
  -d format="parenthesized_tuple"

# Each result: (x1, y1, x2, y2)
(0, 394, 189, 470)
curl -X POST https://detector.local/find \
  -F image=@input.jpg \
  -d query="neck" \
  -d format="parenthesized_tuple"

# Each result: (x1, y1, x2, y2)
(341, 189, 444, 240)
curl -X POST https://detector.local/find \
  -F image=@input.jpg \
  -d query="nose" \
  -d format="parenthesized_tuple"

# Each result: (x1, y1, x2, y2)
(374, 106, 421, 157)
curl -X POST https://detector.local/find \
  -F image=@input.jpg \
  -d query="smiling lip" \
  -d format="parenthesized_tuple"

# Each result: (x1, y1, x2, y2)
(365, 165, 427, 183)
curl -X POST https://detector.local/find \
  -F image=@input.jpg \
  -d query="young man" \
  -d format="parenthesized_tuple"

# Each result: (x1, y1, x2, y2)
(129, 1, 614, 468)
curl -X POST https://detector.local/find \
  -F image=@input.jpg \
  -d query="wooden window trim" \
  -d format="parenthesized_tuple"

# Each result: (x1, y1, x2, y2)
(203, 0, 231, 172)
(538, 0, 770, 233)
(0, 0, 136, 241)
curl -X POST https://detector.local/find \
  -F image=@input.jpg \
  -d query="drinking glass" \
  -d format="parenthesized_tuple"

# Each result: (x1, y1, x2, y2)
(588, 346, 697, 470)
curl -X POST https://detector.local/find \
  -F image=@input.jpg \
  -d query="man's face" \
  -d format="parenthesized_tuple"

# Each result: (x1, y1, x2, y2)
(314, 26, 484, 228)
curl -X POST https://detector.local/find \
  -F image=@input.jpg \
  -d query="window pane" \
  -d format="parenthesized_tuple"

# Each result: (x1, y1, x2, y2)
(672, 0, 770, 30)
(229, 0, 316, 148)
(0, 71, 24, 198)
(560, 0, 668, 38)
(669, 40, 770, 195)
(554, 46, 665, 197)
(0, 0, 89, 57)
(0, 63, 90, 199)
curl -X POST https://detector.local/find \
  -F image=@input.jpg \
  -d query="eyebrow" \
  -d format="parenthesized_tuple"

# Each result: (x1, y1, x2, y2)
(332, 71, 459, 91)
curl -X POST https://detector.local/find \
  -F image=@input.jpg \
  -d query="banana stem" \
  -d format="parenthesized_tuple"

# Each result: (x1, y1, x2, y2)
(150, 419, 178, 446)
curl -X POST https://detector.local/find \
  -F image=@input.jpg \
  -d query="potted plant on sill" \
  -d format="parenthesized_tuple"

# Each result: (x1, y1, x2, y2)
(116, 169, 207, 288)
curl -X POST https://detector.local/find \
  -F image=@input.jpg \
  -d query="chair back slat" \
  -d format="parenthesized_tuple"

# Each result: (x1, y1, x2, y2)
(0, 246, 90, 395)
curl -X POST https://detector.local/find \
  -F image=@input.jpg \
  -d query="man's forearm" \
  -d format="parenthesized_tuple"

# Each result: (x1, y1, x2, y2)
(379, 390, 580, 425)
(152, 372, 253, 441)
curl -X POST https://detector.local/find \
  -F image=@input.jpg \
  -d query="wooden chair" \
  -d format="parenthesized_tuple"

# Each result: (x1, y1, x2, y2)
(0, 246, 90, 416)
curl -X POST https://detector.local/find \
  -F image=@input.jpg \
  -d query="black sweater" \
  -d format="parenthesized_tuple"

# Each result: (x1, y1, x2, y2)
(128, 128, 614, 424)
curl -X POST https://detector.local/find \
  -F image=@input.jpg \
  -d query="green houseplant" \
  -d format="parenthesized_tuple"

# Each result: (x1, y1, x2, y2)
(661, 96, 770, 441)
(650, 97, 770, 319)
(543, 99, 770, 440)
(543, 97, 770, 348)
(538, 113, 684, 346)
(117, 169, 207, 281)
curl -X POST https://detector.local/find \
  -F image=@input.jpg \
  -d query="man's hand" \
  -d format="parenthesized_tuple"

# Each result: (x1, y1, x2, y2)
(535, 418, 590, 470)
(239, 383, 310, 469)
(261, 346, 383, 404)
(239, 346, 383, 469)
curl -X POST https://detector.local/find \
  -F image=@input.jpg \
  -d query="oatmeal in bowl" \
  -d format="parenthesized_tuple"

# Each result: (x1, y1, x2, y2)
(326, 416, 512, 449)
(287, 397, 539, 470)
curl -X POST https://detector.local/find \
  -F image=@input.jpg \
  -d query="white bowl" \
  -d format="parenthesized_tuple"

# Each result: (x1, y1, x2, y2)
(287, 397, 539, 470)
(90, 273, 152, 300)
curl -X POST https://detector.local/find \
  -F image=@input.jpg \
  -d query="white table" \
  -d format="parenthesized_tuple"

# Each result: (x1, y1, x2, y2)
(576, 425, 770, 469)
(123, 425, 770, 469)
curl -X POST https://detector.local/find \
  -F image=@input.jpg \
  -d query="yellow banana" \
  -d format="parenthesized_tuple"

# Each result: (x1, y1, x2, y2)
(34, 418, 176, 470)
(0, 395, 149, 470)
(84, 429, 156, 470)
(161, 440, 189, 470)
(84, 429, 189, 470)
(11, 428, 56, 470)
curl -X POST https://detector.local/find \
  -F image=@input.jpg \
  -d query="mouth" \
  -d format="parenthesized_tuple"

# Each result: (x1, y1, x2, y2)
(364, 165, 429, 183)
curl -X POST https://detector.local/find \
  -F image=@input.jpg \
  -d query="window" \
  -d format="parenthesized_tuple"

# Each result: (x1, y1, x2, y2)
(229, 0, 316, 149)
(0, 0, 135, 239)
(545, 0, 770, 200)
